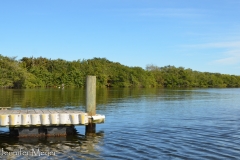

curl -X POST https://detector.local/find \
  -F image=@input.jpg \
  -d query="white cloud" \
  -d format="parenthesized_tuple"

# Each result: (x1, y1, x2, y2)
(138, 8, 204, 18)
(182, 41, 240, 49)
(212, 49, 240, 65)
(181, 41, 240, 65)
(109, 7, 205, 19)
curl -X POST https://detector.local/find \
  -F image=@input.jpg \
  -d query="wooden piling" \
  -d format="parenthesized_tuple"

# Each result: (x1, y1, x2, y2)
(85, 76, 96, 134)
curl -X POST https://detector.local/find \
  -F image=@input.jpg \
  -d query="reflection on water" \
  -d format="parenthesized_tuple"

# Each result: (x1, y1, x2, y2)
(0, 88, 220, 108)
(1, 88, 240, 159)
(0, 127, 104, 159)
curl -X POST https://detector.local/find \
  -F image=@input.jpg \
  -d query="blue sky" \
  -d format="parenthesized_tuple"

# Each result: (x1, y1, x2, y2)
(1, 0, 240, 75)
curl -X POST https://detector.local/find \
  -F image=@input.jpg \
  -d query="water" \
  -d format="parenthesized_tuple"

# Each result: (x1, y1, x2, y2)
(0, 88, 240, 159)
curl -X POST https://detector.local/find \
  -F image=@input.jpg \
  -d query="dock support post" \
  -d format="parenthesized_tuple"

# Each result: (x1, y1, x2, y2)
(85, 76, 96, 134)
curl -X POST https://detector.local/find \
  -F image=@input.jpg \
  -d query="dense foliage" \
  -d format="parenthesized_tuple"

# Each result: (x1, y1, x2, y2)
(1, 54, 240, 88)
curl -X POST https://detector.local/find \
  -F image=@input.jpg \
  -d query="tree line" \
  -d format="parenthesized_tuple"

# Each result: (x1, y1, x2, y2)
(0, 54, 240, 88)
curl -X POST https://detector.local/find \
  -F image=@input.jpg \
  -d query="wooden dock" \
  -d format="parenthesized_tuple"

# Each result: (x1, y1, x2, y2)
(0, 109, 105, 127)
(0, 76, 105, 137)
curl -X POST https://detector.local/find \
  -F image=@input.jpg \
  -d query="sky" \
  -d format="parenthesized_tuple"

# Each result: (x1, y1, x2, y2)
(1, 0, 240, 75)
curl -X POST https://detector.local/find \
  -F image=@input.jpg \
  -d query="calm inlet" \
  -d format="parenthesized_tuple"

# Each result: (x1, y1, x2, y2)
(0, 88, 240, 159)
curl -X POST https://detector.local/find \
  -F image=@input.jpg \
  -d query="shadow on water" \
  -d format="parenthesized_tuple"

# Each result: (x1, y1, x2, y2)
(0, 127, 105, 159)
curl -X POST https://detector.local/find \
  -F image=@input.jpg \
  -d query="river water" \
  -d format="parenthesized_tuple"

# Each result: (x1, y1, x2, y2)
(0, 88, 240, 159)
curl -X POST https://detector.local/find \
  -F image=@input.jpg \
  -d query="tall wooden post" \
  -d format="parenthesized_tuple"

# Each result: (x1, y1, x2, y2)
(85, 76, 96, 134)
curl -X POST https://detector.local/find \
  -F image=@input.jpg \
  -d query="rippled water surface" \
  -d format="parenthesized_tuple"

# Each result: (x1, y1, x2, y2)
(0, 88, 240, 159)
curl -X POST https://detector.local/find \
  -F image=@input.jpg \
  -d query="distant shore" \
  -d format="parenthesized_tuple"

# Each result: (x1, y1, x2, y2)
(1, 54, 240, 89)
